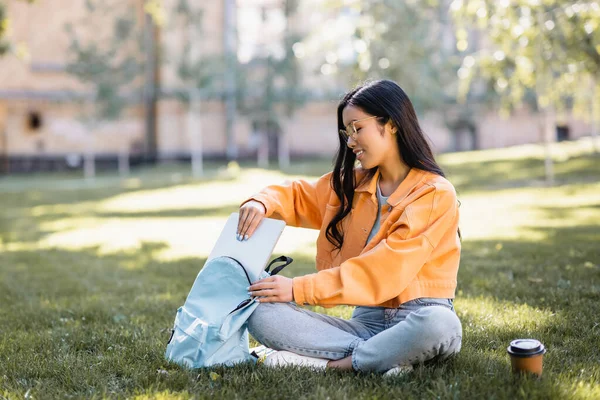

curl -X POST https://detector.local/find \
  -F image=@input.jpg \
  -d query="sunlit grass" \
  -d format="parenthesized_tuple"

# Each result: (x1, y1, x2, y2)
(439, 136, 598, 165)
(1, 169, 322, 261)
(459, 181, 600, 240)
(0, 139, 599, 398)
(9, 166, 598, 259)
(457, 296, 557, 333)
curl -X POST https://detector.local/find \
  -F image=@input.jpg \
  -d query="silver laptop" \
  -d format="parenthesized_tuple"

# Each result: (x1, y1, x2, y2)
(207, 213, 286, 282)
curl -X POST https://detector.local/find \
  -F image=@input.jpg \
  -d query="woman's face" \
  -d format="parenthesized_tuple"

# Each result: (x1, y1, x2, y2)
(341, 105, 398, 169)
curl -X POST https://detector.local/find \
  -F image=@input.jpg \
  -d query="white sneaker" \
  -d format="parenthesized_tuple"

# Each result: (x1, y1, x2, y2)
(383, 365, 413, 378)
(250, 345, 277, 363)
(263, 350, 329, 370)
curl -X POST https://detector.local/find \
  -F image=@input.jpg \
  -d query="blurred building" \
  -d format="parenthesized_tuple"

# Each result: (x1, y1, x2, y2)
(0, 0, 592, 173)
(0, 0, 147, 173)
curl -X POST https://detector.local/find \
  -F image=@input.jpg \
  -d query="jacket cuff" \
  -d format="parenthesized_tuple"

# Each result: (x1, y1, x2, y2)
(240, 194, 271, 216)
(292, 275, 314, 305)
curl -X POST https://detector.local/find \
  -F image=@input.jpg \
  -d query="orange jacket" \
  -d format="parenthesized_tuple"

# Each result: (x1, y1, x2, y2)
(245, 167, 461, 308)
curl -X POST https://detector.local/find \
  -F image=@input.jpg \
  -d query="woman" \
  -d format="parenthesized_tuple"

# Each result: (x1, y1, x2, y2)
(236, 80, 462, 376)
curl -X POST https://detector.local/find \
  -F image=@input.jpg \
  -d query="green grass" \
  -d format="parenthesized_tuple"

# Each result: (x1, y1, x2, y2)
(1, 139, 600, 399)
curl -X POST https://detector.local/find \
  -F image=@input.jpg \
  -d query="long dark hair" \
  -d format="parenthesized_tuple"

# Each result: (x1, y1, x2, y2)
(326, 79, 447, 251)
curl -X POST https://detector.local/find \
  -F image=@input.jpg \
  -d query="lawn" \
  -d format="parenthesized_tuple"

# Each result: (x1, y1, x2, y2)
(1, 138, 599, 399)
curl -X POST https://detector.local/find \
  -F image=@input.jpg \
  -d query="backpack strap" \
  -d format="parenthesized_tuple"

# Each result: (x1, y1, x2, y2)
(265, 255, 293, 276)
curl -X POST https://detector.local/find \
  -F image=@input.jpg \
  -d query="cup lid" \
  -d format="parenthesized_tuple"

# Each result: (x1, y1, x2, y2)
(507, 339, 546, 356)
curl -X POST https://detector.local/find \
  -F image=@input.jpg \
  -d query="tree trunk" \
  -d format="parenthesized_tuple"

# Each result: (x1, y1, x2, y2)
(85, 89, 98, 182)
(278, 129, 290, 169)
(118, 147, 129, 177)
(223, 0, 238, 161)
(84, 137, 95, 182)
(543, 109, 555, 185)
(258, 131, 269, 168)
(143, 12, 159, 163)
(188, 88, 203, 178)
(0, 129, 7, 175)
(0, 105, 8, 174)
(534, 11, 555, 184)
(591, 77, 600, 153)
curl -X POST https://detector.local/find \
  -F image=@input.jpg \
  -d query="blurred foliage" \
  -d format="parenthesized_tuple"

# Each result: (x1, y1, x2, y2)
(235, 0, 307, 134)
(0, 0, 36, 57)
(0, 4, 8, 55)
(167, 0, 223, 100)
(312, 0, 479, 141)
(452, 0, 600, 117)
(348, 0, 459, 114)
(64, 1, 144, 121)
(144, 0, 167, 27)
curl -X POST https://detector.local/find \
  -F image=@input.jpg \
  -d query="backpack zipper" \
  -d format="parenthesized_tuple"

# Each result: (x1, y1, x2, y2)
(223, 256, 254, 315)
(223, 256, 252, 285)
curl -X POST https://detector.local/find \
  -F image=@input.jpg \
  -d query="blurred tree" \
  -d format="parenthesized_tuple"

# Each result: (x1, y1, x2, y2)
(452, 0, 600, 180)
(141, 0, 163, 165)
(452, 0, 600, 112)
(236, 0, 306, 168)
(64, 0, 145, 179)
(65, 1, 146, 121)
(168, 0, 223, 176)
(224, 0, 238, 162)
(0, 0, 35, 56)
(349, 0, 455, 113)
(316, 0, 477, 151)
(0, 3, 11, 55)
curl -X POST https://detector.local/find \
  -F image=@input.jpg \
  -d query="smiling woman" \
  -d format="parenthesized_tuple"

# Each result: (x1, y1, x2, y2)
(236, 79, 463, 375)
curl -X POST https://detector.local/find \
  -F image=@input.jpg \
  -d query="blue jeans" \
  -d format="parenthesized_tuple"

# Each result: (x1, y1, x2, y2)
(248, 298, 462, 373)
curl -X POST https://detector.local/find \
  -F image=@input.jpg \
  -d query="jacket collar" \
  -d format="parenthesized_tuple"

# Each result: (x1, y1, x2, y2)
(355, 167, 426, 206)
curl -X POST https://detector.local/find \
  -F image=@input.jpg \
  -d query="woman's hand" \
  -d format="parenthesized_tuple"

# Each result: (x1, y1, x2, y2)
(248, 275, 293, 303)
(237, 200, 266, 241)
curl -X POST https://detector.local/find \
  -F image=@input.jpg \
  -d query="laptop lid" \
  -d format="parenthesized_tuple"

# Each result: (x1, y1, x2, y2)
(207, 212, 286, 282)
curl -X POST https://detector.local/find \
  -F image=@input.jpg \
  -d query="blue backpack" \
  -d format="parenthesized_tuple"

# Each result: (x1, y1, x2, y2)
(165, 255, 293, 368)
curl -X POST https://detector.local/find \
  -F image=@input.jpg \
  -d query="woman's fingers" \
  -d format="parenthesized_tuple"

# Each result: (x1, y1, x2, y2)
(237, 208, 252, 240)
(248, 276, 293, 303)
(250, 289, 277, 297)
(249, 279, 276, 298)
(244, 212, 264, 239)
(237, 201, 266, 240)
(248, 278, 275, 293)
(238, 211, 260, 240)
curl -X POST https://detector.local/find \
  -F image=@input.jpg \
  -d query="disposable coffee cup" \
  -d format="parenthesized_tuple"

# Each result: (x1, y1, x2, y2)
(507, 339, 546, 377)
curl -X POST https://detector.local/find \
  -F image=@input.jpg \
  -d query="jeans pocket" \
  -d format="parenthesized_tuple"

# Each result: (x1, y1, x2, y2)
(412, 298, 453, 310)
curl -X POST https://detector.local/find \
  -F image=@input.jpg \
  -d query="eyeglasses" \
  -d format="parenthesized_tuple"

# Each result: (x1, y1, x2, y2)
(339, 115, 378, 142)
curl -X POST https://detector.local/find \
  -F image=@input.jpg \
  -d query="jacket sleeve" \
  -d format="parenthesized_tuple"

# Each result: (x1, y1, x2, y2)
(292, 183, 459, 306)
(241, 172, 332, 230)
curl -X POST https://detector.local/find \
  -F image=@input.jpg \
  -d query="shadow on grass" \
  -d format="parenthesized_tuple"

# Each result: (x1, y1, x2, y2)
(1, 154, 599, 397)
(0, 243, 319, 398)
(25, 205, 243, 221)
(0, 159, 331, 210)
(0, 179, 207, 209)
(445, 153, 600, 193)
(0, 164, 327, 248)
(538, 204, 600, 220)
(0, 199, 243, 245)
(457, 222, 600, 389)
(1, 220, 599, 398)
(93, 205, 242, 219)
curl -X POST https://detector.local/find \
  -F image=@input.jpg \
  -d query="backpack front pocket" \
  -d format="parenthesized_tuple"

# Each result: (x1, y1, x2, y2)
(219, 298, 259, 341)
(165, 306, 210, 368)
